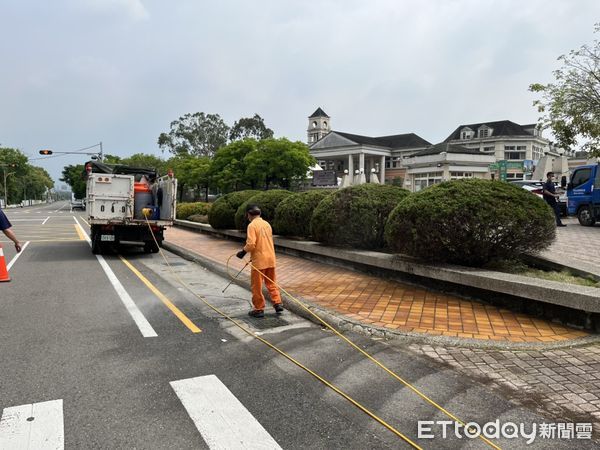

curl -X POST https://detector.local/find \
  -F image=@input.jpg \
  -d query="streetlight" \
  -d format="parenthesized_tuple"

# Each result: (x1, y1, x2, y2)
(38, 142, 104, 161)
(1, 164, 17, 208)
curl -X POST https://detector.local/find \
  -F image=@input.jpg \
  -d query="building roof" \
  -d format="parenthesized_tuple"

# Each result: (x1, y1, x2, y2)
(308, 107, 330, 118)
(443, 120, 534, 141)
(410, 143, 484, 157)
(334, 131, 431, 149)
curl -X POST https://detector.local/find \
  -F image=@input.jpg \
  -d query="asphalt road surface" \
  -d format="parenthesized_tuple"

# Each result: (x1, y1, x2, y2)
(0, 202, 593, 449)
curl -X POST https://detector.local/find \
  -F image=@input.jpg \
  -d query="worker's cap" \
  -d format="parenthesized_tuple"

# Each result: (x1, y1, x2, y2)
(245, 204, 261, 215)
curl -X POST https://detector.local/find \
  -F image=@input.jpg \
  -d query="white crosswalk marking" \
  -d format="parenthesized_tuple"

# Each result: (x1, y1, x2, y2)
(0, 399, 64, 449)
(171, 375, 281, 450)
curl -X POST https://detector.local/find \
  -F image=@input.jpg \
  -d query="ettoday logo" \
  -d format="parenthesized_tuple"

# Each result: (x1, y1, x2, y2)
(418, 420, 592, 444)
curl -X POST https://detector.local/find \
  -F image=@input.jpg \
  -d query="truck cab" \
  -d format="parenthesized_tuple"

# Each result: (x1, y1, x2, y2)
(567, 163, 600, 226)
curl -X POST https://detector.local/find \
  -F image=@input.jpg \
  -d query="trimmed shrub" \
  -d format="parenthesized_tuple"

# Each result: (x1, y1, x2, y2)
(176, 202, 211, 220)
(273, 190, 333, 237)
(208, 190, 258, 229)
(235, 190, 293, 230)
(384, 179, 556, 266)
(188, 214, 209, 224)
(310, 184, 410, 249)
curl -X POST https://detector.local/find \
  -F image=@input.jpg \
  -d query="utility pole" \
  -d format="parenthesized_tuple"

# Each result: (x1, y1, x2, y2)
(1, 164, 17, 208)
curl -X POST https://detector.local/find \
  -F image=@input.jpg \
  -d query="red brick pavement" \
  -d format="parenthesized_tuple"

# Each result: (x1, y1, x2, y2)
(166, 227, 589, 344)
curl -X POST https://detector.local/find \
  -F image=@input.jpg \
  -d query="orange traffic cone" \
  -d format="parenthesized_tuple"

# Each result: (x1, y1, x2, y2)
(0, 243, 11, 282)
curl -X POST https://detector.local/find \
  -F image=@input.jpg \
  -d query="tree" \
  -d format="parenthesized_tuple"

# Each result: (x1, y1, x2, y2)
(22, 167, 53, 200)
(168, 155, 212, 201)
(60, 164, 87, 199)
(530, 24, 600, 156)
(229, 114, 274, 141)
(102, 154, 122, 164)
(244, 138, 315, 190)
(120, 153, 168, 174)
(210, 139, 260, 191)
(158, 112, 229, 157)
(1, 148, 32, 204)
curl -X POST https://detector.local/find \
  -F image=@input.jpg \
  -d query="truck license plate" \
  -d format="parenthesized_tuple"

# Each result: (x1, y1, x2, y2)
(101, 235, 115, 242)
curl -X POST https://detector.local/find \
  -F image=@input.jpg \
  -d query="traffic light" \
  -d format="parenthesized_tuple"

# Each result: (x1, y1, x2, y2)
(39, 149, 53, 155)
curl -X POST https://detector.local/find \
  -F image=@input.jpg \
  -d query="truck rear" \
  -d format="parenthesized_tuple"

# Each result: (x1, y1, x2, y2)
(85, 163, 177, 254)
(566, 163, 600, 226)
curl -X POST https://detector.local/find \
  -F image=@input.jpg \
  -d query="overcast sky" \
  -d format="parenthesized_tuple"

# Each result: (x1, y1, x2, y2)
(1, 0, 598, 183)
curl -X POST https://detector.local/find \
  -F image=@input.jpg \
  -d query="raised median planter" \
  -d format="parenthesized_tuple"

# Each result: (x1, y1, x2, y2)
(172, 219, 600, 330)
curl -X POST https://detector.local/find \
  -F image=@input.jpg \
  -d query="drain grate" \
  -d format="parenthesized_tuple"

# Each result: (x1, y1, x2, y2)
(243, 316, 289, 330)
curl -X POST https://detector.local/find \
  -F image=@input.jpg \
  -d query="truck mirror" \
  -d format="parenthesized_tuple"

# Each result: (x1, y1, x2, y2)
(567, 182, 573, 190)
(560, 176, 567, 188)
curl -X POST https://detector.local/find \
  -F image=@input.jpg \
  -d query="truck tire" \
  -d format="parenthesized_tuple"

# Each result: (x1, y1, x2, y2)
(91, 226, 103, 255)
(577, 206, 596, 226)
(144, 241, 159, 254)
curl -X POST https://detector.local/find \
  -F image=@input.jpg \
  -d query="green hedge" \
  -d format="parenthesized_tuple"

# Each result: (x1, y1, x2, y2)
(208, 190, 258, 229)
(384, 179, 556, 266)
(273, 190, 332, 237)
(310, 184, 410, 249)
(176, 202, 211, 220)
(235, 190, 293, 230)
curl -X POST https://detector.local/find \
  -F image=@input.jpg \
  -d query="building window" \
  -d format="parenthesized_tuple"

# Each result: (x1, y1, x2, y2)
(414, 172, 443, 191)
(506, 173, 524, 180)
(478, 129, 489, 138)
(516, 145, 527, 151)
(483, 146, 495, 152)
(386, 157, 402, 169)
(323, 121, 327, 129)
(450, 172, 473, 179)
(504, 146, 525, 160)
(312, 121, 317, 128)
(532, 145, 544, 161)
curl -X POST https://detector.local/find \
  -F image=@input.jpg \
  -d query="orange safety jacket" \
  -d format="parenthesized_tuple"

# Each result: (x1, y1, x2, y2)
(243, 217, 276, 269)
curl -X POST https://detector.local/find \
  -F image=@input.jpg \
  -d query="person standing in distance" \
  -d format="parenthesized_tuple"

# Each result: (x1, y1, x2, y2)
(0, 206, 22, 252)
(236, 204, 283, 318)
(543, 171, 566, 227)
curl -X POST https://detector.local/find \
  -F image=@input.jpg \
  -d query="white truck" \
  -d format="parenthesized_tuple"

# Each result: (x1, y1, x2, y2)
(84, 162, 177, 254)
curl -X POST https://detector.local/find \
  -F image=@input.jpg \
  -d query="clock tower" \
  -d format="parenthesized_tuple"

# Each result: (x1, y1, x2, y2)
(307, 107, 330, 144)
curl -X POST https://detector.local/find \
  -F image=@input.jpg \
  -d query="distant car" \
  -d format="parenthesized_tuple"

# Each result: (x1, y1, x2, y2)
(509, 180, 567, 216)
(70, 199, 85, 211)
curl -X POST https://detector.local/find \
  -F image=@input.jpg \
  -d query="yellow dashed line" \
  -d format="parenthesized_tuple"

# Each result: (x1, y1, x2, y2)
(75, 224, 86, 241)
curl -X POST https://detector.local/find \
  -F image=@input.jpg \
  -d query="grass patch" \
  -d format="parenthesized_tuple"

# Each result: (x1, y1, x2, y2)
(485, 260, 600, 288)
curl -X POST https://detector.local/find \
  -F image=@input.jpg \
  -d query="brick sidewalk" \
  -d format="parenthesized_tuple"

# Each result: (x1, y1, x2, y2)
(408, 343, 600, 433)
(543, 217, 600, 269)
(165, 227, 588, 344)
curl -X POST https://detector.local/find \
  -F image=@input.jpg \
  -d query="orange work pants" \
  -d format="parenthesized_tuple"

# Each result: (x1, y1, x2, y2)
(251, 267, 281, 311)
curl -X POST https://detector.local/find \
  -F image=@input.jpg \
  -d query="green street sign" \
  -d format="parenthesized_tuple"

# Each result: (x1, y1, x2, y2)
(489, 163, 499, 170)
(506, 162, 523, 170)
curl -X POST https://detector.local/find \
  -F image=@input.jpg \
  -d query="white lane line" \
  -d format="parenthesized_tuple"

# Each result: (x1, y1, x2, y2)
(42, 216, 50, 225)
(171, 375, 281, 450)
(6, 241, 30, 271)
(0, 399, 64, 449)
(73, 217, 157, 338)
(8, 218, 45, 222)
(52, 204, 67, 213)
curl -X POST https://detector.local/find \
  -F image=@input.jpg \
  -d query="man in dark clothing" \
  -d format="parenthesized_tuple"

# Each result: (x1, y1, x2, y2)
(0, 207, 21, 252)
(543, 172, 566, 227)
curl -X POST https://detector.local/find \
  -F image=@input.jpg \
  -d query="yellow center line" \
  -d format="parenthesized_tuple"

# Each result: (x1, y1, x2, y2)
(0, 238, 81, 243)
(119, 256, 202, 334)
(74, 224, 86, 241)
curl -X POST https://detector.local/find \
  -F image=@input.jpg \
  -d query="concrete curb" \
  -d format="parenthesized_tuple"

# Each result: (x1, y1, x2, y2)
(163, 239, 600, 350)
(174, 220, 600, 314)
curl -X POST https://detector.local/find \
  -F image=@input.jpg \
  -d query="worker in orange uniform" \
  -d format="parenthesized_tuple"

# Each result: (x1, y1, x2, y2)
(236, 205, 284, 318)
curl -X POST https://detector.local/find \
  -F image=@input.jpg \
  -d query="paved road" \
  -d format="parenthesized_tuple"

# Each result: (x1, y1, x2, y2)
(0, 202, 594, 448)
